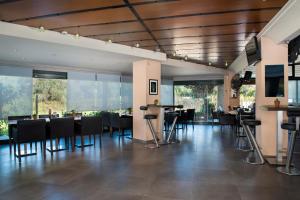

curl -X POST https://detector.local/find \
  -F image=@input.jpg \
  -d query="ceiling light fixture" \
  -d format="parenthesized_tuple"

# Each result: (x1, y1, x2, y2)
(184, 55, 188, 61)
(209, 62, 212, 66)
(155, 47, 160, 52)
(74, 33, 80, 39)
(39, 26, 45, 32)
(135, 43, 140, 48)
(61, 31, 68, 35)
(107, 39, 112, 43)
(172, 52, 176, 57)
(225, 61, 228, 67)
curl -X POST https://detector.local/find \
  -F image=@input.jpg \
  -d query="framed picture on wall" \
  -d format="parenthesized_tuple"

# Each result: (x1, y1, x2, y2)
(149, 79, 158, 95)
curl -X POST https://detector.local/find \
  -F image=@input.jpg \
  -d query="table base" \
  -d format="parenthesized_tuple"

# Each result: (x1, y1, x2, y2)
(265, 157, 287, 166)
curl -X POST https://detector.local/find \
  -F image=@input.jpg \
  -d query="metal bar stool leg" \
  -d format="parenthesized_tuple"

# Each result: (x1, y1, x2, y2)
(277, 130, 300, 175)
(146, 119, 159, 148)
(244, 124, 264, 165)
(167, 116, 178, 143)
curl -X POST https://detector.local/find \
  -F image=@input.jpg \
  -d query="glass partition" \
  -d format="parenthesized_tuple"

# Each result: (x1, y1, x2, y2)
(174, 80, 223, 122)
(161, 79, 174, 105)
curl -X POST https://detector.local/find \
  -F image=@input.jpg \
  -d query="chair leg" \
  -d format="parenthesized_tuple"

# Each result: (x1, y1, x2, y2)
(93, 134, 96, 148)
(9, 138, 12, 154)
(43, 140, 46, 160)
(81, 135, 84, 151)
(72, 136, 75, 152)
(50, 138, 53, 155)
(99, 134, 102, 148)
(17, 143, 21, 163)
(13, 142, 16, 157)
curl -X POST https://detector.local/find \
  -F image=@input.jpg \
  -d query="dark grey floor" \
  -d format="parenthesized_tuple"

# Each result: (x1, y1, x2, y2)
(0, 125, 300, 200)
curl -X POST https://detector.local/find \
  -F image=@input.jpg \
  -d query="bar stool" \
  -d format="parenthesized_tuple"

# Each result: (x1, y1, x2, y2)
(242, 119, 265, 165)
(236, 113, 255, 151)
(163, 111, 179, 144)
(140, 106, 159, 148)
(277, 110, 300, 176)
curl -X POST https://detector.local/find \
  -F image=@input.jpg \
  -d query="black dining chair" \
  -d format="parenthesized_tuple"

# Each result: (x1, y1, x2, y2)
(7, 115, 32, 153)
(101, 111, 111, 135)
(219, 114, 237, 133)
(186, 109, 195, 130)
(13, 119, 46, 162)
(109, 113, 133, 137)
(75, 116, 102, 151)
(48, 117, 75, 154)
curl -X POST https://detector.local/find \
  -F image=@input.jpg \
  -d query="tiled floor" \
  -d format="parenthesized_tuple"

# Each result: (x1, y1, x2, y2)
(0, 125, 300, 200)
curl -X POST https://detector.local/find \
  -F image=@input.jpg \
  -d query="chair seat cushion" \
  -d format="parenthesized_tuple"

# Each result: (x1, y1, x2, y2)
(144, 114, 157, 119)
(281, 123, 296, 131)
(243, 119, 261, 126)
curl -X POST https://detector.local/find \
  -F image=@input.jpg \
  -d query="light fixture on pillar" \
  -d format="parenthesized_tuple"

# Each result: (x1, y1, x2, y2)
(39, 26, 45, 32)
(61, 31, 68, 35)
(74, 33, 80, 39)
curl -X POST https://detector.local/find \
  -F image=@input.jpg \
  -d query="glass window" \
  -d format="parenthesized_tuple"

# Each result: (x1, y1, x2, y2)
(120, 75, 133, 109)
(0, 66, 32, 119)
(288, 80, 297, 103)
(161, 79, 173, 105)
(67, 72, 97, 112)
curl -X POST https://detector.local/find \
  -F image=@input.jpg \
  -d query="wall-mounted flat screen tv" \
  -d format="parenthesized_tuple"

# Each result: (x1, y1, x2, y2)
(245, 36, 261, 66)
(265, 65, 284, 97)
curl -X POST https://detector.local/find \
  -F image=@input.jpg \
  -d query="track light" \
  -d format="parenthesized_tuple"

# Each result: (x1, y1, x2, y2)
(39, 26, 45, 32)
(74, 33, 80, 39)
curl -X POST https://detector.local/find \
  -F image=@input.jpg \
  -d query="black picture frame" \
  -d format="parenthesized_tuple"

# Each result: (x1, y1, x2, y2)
(149, 79, 158, 95)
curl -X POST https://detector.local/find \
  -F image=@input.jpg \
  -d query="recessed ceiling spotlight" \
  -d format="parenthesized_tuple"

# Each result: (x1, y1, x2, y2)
(172, 52, 176, 57)
(209, 62, 212, 66)
(184, 55, 188, 61)
(135, 43, 140, 48)
(39, 26, 45, 32)
(107, 39, 112, 43)
(61, 31, 68, 35)
(225, 61, 228, 67)
(74, 33, 80, 39)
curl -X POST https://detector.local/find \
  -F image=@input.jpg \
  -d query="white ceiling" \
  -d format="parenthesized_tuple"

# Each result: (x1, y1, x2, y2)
(0, 21, 226, 78)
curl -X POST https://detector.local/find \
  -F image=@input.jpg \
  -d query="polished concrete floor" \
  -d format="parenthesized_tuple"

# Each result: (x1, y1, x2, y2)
(0, 125, 300, 200)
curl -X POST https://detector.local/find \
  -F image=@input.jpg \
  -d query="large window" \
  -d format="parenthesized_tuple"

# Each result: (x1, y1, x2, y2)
(121, 75, 133, 109)
(174, 80, 223, 122)
(0, 66, 33, 136)
(33, 78, 67, 115)
(161, 79, 174, 105)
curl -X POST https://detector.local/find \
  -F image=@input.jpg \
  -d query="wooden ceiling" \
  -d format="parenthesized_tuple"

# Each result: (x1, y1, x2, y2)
(0, 0, 287, 68)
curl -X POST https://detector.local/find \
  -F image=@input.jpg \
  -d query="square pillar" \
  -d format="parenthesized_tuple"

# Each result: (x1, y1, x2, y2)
(224, 71, 240, 113)
(255, 36, 289, 157)
(132, 60, 161, 141)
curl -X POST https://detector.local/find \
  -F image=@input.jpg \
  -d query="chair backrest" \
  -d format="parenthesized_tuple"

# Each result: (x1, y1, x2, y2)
(219, 114, 236, 125)
(16, 119, 46, 143)
(110, 113, 120, 128)
(8, 115, 31, 121)
(165, 112, 178, 123)
(50, 117, 74, 138)
(101, 112, 111, 126)
(81, 116, 102, 135)
(140, 106, 148, 111)
(38, 114, 49, 119)
(186, 109, 195, 120)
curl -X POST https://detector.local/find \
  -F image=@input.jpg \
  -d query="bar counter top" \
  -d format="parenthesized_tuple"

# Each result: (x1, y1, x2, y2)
(260, 105, 300, 111)
(146, 104, 183, 108)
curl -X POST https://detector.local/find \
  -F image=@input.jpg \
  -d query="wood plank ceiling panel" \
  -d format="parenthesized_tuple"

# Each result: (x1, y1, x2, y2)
(16, 7, 136, 30)
(152, 22, 267, 39)
(0, 0, 125, 21)
(132, 0, 286, 19)
(54, 22, 145, 37)
(0, 0, 288, 68)
(92, 32, 152, 42)
(144, 9, 279, 30)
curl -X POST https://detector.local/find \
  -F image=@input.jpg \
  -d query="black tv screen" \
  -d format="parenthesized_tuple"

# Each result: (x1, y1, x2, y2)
(265, 65, 284, 97)
(244, 71, 252, 81)
(245, 36, 261, 66)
